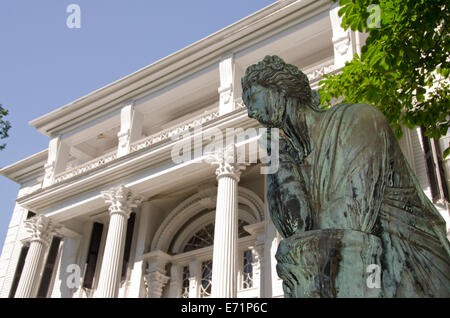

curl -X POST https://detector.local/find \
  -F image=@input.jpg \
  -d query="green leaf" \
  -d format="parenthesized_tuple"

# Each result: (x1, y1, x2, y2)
(0, 103, 11, 150)
(339, 0, 351, 6)
(443, 147, 450, 159)
(367, 86, 378, 101)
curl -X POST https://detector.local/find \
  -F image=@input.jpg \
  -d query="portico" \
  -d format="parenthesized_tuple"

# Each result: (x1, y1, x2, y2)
(9, 137, 268, 298)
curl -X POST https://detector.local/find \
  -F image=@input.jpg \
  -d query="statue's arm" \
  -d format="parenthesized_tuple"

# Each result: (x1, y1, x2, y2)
(266, 136, 313, 238)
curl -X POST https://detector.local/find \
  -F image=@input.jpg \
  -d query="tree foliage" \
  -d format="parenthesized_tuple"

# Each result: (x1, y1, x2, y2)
(0, 104, 11, 150)
(319, 0, 449, 157)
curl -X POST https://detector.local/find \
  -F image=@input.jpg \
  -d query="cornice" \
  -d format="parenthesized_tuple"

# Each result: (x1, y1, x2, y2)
(0, 149, 48, 184)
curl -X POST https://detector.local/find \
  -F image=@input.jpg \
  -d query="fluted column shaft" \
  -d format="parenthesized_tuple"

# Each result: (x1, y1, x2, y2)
(15, 240, 46, 298)
(95, 186, 142, 298)
(15, 215, 59, 298)
(95, 210, 127, 298)
(206, 145, 244, 298)
(212, 175, 239, 297)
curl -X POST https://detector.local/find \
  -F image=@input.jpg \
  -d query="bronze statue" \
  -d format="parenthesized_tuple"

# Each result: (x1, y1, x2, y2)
(242, 55, 450, 297)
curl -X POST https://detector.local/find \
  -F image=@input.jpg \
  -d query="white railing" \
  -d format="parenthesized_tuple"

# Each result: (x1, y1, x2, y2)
(129, 108, 221, 153)
(53, 150, 117, 184)
(230, 64, 338, 95)
(306, 63, 339, 83)
(52, 107, 225, 185)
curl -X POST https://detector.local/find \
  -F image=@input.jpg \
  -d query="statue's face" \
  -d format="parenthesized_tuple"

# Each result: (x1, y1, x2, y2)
(243, 84, 281, 127)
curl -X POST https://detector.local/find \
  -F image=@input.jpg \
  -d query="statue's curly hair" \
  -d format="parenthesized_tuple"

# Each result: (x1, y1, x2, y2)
(241, 55, 312, 107)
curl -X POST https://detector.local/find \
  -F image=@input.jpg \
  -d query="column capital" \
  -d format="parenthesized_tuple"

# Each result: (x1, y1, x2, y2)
(96, 186, 141, 298)
(15, 216, 58, 297)
(204, 145, 246, 182)
(143, 250, 172, 298)
(102, 185, 143, 218)
(144, 271, 170, 298)
(25, 215, 61, 246)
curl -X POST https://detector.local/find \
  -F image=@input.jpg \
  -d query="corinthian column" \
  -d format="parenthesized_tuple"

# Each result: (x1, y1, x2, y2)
(205, 145, 246, 298)
(95, 186, 142, 298)
(15, 215, 60, 298)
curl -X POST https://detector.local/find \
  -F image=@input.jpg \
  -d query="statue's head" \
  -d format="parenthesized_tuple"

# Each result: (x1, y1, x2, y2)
(241, 55, 313, 127)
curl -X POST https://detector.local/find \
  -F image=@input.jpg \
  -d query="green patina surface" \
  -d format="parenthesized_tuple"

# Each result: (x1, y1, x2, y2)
(242, 55, 450, 297)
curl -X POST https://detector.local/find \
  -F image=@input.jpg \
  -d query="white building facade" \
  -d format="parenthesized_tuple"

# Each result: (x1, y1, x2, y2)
(0, 0, 449, 298)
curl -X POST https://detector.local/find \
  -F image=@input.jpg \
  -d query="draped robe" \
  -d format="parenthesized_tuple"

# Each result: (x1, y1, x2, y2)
(268, 102, 450, 297)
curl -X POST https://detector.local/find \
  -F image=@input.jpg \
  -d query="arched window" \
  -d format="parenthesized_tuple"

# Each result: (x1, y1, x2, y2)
(200, 260, 212, 297)
(183, 220, 250, 252)
(178, 219, 253, 298)
(151, 186, 265, 298)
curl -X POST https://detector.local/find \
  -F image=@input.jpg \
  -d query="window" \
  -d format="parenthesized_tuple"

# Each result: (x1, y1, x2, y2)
(181, 266, 190, 298)
(26, 211, 36, 219)
(121, 212, 136, 280)
(242, 250, 253, 289)
(37, 236, 62, 297)
(200, 260, 212, 298)
(177, 219, 254, 298)
(183, 220, 250, 252)
(421, 127, 440, 201)
(183, 223, 215, 252)
(83, 222, 103, 289)
(8, 245, 29, 298)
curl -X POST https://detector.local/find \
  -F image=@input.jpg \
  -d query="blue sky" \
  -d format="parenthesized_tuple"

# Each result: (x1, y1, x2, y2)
(0, 0, 275, 247)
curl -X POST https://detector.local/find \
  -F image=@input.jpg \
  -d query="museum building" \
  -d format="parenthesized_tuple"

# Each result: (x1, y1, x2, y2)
(0, 0, 449, 298)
